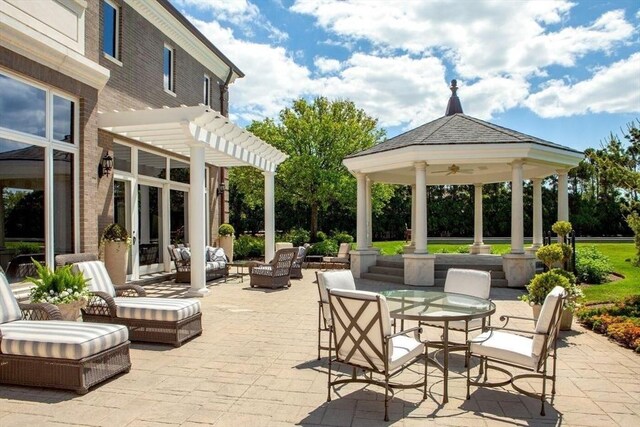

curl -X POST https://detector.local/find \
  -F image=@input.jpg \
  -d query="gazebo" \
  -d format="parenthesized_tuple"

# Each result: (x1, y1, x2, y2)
(343, 80, 584, 287)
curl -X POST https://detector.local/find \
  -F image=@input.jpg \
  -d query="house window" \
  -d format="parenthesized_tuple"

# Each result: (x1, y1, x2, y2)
(103, 0, 119, 59)
(203, 74, 210, 106)
(0, 71, 78, 279)
(163, 45, 174, 93)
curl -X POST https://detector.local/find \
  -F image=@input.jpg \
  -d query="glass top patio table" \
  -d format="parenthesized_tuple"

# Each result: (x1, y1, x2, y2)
(379, 290, 495, 404)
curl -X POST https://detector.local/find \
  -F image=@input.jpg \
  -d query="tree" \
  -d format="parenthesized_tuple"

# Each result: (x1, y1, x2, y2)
(230, 97, 392, 239)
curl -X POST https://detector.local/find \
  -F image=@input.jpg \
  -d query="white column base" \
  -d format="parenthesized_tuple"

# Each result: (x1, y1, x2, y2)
(403, 253, 436, 287)
(186, 287, 211, 298)
(469, 244, 491, 255)
(403, 245, 415, 254)
(350, 249, 379, 278)
(525, 245, 541, 256)
(502, 253, 536, 288)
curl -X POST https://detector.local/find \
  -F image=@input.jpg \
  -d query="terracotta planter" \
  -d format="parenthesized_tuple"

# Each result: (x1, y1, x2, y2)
(104, 241, 129, 285)
(532, 304, 573, 331)
(57, 299, 87, 321)
(219, 235, 234, 262)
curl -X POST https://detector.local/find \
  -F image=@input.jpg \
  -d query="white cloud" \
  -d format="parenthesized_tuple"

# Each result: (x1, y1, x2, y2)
(313, 57, 342, 74)
(524, 52, 640, 118)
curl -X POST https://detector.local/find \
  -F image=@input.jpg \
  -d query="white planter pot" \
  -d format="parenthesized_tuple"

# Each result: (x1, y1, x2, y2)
(219, 235, 234, 262)
(57, 299, 87, 321)
(104, 241, 129, 285)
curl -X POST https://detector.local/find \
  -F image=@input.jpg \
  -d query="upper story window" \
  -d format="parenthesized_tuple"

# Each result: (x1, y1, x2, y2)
(163, 44, 175, 93)
(203, 74, 210, 106)
(103, 0, 119, 60)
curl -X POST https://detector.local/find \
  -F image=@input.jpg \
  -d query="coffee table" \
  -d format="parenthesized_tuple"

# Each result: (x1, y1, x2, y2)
(226, 260, 258, 283)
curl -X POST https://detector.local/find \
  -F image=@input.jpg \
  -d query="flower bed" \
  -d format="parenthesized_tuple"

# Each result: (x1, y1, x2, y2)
(576, 295, 640, 353)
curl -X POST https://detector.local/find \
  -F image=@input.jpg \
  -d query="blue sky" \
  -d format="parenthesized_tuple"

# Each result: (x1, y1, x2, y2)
(173, 0, 640, 152)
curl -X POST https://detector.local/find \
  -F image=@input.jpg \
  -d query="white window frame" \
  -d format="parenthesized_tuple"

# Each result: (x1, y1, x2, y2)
(103, 0, 120, 61)
(203, 74, 210, 106)
(163, 43, 175, 94)
(0, 69, 80, 268)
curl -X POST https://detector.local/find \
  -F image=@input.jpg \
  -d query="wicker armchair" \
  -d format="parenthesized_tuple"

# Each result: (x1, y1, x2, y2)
(72, 260, 202, 347)
(249, 248, 298, 289)
(0, 272, 131, 394)
(290, 244, 310, 279)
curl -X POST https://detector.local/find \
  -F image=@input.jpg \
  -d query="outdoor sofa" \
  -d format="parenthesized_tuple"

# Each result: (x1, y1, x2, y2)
(57, 254, 202, 347)
(167, 244, 228, 283)
(0, 272, 131, 394)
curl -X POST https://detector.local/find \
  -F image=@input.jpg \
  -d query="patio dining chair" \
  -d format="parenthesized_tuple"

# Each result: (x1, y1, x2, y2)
(322, 243, 351, 267)
(315, 269, 356, 360)
(0, 272, 131, 394)
(249, 247, 298, 289)
(466, 286, 567, 416)
(72, 260, 202, 347)
(327, 288, 426, 421)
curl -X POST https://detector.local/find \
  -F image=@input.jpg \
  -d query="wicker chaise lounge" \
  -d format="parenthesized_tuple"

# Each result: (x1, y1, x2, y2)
(249, 247, 298, 289)
(0, 272, 131, 394)
(69, 259, 202, 347)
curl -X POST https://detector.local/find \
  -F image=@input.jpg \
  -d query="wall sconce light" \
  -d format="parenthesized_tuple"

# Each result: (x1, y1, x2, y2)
(216, 182, 226, 196)
(98, 153, 113, 178)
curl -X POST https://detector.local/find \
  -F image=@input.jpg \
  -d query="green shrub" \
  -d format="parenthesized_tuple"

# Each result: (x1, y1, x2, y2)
(101, 223, 130, 243)
(552, 220, 573, 238)
(218, 223, 235, 236)
(559, 243, 573, 264)
(316, 231, 328, 241)
(520, 271, 570, 306)
(575, 246, 613, 284)
(331, 231, 354, 244)
(455, 245, 469, 254)
(536, 244, 564, 269)
(15, 242, 41, 255)
(234, 235, 264, 259)
(308, 239, 338, 256)
(286, 227, 310, 247)
(576, 297, 640, 353)
(394, 245, 405, 255)
(550, 268, 576, 285)
(626, 212, 640, 267)
(27, 260, 89, 304)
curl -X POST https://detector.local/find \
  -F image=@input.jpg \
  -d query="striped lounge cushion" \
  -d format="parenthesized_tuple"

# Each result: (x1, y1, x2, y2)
(73, 261, 116, 297)
(0, 321, 128, 360)
(1, 272, 22, 324)
(113, 297, 201, 321)
(251, 266, 273, 276)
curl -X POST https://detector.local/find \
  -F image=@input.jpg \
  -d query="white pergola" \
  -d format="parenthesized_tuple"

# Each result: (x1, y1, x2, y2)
(343, 83, 583, 287)
(99, 105, 287, 296)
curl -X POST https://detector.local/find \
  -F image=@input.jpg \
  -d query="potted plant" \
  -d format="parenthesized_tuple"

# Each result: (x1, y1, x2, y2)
(27, 260, 90, 321)
(519, 269, 583, 330)
(101, 223, 131, 285)
(218, 223, 235, 262)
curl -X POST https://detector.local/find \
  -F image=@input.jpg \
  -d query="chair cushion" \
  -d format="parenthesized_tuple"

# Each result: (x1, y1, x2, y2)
(251, 266, 273, 276)
(1, 272, 22, 324)
(470, 330, 538, 369)
(113, 297, 201, 321)
(389, 334, 424, 371)
(444, 269, 491, 300)
(206, 261, 225, 270)
(317, 270, 356, 303)
(72, 261, 116, 298)
(0, 320, 128, 360)
(532, 286, 566, 357)
(206, 247, 227, 263)
(179, 247, 191, 261)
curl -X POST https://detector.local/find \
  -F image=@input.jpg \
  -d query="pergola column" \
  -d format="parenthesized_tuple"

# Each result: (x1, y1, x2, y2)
(356, 172, 367, 250)
(366, 176, 372, 248)
(414, 162, 427, 254)
(531, 178, 543, 249)
(187, 144, 209, 297)
(140, 185, 150, 244)
(511, 160, 524, 254)
(470, 183, 491, 254)
(557, 169, 569, 222)
(264, 171, 275, 262)
(410, 184, 416, 247)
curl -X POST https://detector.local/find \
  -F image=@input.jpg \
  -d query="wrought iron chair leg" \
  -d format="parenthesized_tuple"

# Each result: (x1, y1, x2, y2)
(541, 359, 547, 416)
(465, 348, 471, 400)
(551, 342, 558, 395)
(384, 373, 390, 422)
(483, 357, 488, 382)
(424, 343, 428, 399)
(327, 328, 332, 402)
(464, 325, 469, 368)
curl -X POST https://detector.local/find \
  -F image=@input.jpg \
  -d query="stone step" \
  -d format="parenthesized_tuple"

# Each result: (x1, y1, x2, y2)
(361, 272, 405, 284)
(434, 278, 509, 287)
(376, 260, 404, 269)
(369, 266, 404, 277)
(434, 270, 506, 279)
(434, 263, 503, 272)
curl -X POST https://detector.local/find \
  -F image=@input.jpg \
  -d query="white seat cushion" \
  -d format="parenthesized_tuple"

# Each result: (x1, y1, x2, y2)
(444, 269, 491, 300)
(113, 297, 201, 321)
(0, 320, 128, 360)
(470, 330, 539, 369)
(73, 261, 116, 297)
(206, 261, 225, 270)
(251, 266, 273, 276)
(1, 273, 22, 324)
(389, 334, 424, 371)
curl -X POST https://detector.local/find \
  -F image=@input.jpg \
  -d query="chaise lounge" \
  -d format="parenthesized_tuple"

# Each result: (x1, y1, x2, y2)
(0, 272, 131, 394)
(60, 256, 203, 347)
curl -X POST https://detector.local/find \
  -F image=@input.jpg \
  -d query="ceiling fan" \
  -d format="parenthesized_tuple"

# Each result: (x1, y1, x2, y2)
(432, 164, 474, 175)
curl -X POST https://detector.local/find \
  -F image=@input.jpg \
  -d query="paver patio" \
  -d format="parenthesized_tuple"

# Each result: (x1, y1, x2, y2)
(1, 270, 638, 426)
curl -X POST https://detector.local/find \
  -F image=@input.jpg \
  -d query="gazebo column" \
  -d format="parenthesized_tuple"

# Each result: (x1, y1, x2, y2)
(264, 171, 275, 263)
(403, 162, 435, 286)
(187, 144, 210, 297)
(503, 160, 535, 287)
(469, 183, 490, 254)
(557, 169, 569, 241)
(404, 185, 416, 253)
(527, 178, 543, 253)
(366, 176, 372, 248)
(351, 172, 379, 278)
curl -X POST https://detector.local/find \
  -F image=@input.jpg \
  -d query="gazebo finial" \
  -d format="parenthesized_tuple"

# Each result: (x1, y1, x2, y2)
(445, 79, 464, 116)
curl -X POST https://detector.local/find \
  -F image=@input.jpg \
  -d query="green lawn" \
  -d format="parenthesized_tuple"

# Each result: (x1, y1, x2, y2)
(372, 240, 639, 304)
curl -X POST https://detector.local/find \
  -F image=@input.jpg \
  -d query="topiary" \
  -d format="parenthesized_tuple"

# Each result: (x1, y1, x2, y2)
(101, 223, 131, 245)
(536, 244, 564, 269)
(218, 223, 235, 237)
(520, 271, 570, 306)
(552, 220, 573, 238)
